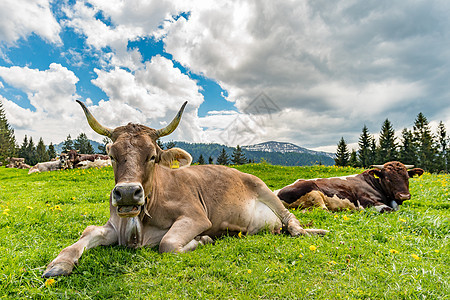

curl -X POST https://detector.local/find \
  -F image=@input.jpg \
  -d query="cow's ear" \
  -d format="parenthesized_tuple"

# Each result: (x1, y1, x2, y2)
(159, 148, 192, 169)
(408, 168, 424, 178)
(368, 169, 383, 179)
(106, 143, 112, 155)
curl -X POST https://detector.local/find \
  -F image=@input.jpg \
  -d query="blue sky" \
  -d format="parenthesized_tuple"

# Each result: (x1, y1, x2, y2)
(1, 1, 450, 153)
(1, 13, 231, 116)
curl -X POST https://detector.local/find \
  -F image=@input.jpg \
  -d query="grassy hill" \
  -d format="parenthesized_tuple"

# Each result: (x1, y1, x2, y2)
(0, 164, 448, 299)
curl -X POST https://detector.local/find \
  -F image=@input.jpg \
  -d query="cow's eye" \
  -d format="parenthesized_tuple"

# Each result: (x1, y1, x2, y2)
(146, 155, 156, 162)
(150, 155, 156, 161)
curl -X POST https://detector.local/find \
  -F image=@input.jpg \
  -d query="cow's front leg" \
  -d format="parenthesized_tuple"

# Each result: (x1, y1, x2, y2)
(42, 221, 117, 278)
(159, 217, 212, 253)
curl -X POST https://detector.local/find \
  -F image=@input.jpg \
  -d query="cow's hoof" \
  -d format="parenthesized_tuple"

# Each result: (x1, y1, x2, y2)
(42, 262, 74, 278)
(287, 219, 308, 236)
(196, 235, 214, 245)
(375, 205, 393, 213)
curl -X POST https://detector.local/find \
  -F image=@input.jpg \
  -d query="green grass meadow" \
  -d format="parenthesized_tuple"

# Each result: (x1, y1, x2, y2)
(0, 164, 448, 299)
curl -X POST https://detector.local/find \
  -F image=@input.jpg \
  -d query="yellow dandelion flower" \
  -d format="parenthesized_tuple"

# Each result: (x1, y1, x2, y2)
(46, 204, 50, 207)
(54, 205, 62, 211)
(328, 261, 337, 265)
(389, 249, 399, 254)
(247, 269, 252, 274)
(342, 215, 349, 221)
(27, 206, 33, 210)
(399, 218, 407, 223)
(238, 231, 242, 238)
(72, 197, 76, 200)
(45, 278, 55, 287)
(299, 254, 303, 258)
(411, 254, 420, 260)
(2, 211, 9, 216)
(334, 215, 339, 219)
(434, 250, 440, 253)
(309, 245, 317, 251)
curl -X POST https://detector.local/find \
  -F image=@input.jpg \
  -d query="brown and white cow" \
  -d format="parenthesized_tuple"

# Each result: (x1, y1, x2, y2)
(42, 101, 327, 278)
(276, 161, 424, 213)
(65, 150, 110, 169)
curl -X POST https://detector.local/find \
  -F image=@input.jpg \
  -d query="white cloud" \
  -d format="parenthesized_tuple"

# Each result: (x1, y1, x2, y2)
(62, 0, 182, 70)
(0, 0, 61, 45)
(0, 64, 82, 143)
(89, 55, 205, 142)
(0, 63, 79, 116)
(160, 0, 450, 150)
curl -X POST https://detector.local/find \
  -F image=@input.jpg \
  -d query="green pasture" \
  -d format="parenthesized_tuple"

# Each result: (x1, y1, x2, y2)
(0, 164, 448, 299)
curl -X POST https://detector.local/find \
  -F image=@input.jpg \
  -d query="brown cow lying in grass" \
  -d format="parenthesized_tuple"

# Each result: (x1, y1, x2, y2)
(275, 161, 424, 213)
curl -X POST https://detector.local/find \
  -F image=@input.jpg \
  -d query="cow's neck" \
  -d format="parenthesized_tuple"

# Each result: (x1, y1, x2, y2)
(362, 172, 389, 200)
(142, 164, 168, 217)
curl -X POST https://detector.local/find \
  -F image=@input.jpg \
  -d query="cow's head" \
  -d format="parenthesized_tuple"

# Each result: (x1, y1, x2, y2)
(77, 100, 192, 218)
(368, 161, 424, 209)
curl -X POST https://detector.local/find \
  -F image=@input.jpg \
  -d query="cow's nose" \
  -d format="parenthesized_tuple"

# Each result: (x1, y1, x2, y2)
(112, 183, 145, 206)
(397, 193, 411, 201)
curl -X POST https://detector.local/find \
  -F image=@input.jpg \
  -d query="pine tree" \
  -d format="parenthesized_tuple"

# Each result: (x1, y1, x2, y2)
(36, 138, 49, 162)
(166, 141, 176, 149)
(335, 137, 349, 166)
(208, 156, 214, 164)
(74, 133, 94, 154)
(26, 137, 38, 165)
(399, 128, 416, 165)
(62, 135, 74, 153)
(231, 145, 247, 165)
(217, 148, 230, 165)
(349, 149, 358, 167)
(369, 139, 377, 165)
(0, 99, 17, 163)
(436, 121, 447, 172)
(377, 118, 397, 163)
(156, 139, 165, 150)
(98, 137, 112, 154)
(197, 154, 205, 165)
(358, 125, 373, 168)
(413, 113, 437, 172)
(19, 135, 29, 162)
(47, 143, 57, 160)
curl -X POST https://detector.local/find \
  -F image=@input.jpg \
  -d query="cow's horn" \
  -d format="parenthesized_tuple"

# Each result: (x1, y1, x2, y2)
(404, 165, 414, 169)
(155, 101, 187, 138)
(76, 100, 113, 138)
(370, 165, 384, 169)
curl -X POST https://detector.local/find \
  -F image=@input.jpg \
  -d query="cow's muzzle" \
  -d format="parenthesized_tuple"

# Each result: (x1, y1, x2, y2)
(112, 182, 145, 217)
(395, 192, 411, 202)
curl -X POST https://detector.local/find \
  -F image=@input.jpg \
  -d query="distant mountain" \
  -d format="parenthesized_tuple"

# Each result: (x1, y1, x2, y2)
(174, 141, 335, 166)
(242, 141, 336, 159)
(51, 139, 335, 166)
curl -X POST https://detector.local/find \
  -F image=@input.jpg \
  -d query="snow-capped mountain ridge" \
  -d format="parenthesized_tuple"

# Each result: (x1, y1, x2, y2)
(242, 141, 335, 159)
